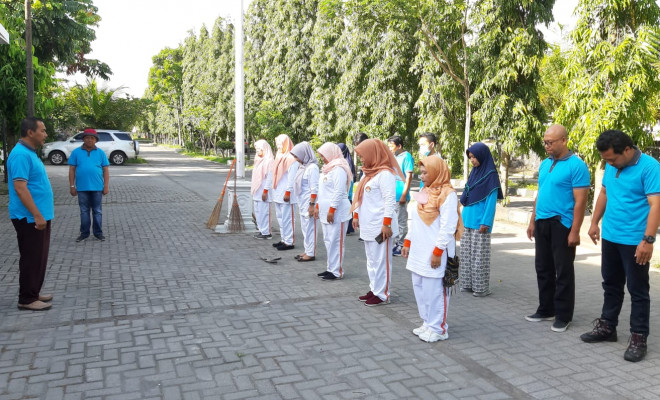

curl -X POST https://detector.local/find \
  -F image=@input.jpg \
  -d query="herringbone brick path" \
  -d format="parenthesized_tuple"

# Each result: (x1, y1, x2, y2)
(0, 145, 658, 399)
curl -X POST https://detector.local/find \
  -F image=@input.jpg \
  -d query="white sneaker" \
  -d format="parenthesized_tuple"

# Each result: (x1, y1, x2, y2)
(412, 325, 427, 336)
(419, 329, 448, 343)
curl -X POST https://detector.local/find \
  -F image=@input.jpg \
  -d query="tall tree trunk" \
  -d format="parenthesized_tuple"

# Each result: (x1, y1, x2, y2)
(500, 151, 510, 198)
(25, 0, 34, 117)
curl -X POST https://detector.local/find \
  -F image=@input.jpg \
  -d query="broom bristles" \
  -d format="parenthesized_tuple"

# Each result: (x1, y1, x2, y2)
(227, 194, 245, 233)
(205, 200, 223, 229)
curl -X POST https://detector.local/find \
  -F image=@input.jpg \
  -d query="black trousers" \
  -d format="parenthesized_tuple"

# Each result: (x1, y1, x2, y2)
(11, 218, 51, 304)
(534, 218, 576, 322)
(601, 239, 650, 336)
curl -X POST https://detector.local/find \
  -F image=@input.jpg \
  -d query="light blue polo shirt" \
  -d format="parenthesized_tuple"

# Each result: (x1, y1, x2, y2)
(602, 150, 660, 245)
(68, 146, 109, 191)
(395, 151, 414, 201)
(535, 152, 591, 229)
(7, 141, 54, 222)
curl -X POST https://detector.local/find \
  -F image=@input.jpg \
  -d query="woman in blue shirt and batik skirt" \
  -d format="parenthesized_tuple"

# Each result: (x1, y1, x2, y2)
(459, 143, 504, 297)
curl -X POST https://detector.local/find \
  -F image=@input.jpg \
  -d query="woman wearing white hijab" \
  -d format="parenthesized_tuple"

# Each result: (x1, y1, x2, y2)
(251, 140, 274, 239)
(290, 142, 320, 262)
(315, 143, 353, 280)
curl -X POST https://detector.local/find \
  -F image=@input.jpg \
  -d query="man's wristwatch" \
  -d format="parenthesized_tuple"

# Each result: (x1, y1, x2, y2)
(309, 202, 315, 206)
(383, 224, 391, 228)
(643, 235, 656, 244)
(70, 185, 75, 188)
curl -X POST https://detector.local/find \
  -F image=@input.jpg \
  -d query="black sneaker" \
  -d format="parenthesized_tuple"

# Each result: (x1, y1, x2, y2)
(75, 235, 89, 243)
(322, 273, 341, 280)
(551, 319, 571, 332)
(272, 241, 284, 247)
(525, 313, 555, 322)
(317, 271, 330, 277)
(94, 235, 105, 241)
(254, 233, 272, 239)
(276, 244, 295, 251)
(624, 332, 647, 362)
(580, 318, 617, 343)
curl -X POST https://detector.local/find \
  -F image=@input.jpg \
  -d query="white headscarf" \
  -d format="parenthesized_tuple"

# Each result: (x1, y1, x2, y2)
(290, 142, 318, 197)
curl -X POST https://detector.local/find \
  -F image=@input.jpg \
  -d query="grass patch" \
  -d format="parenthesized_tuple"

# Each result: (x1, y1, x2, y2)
(126, 157, 148, 164)
(181, 150, 234, 164)
(508, 179, 538, 191)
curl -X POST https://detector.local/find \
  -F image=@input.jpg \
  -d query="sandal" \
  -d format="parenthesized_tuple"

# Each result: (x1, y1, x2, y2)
(297, 256, 316, 262)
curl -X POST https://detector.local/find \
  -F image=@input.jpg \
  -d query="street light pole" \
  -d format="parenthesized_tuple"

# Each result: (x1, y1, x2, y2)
(25, 0, 34, 118)
(234, 0, 245, 179)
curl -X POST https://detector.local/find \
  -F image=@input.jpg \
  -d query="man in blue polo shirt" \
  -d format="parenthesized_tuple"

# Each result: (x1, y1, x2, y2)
(581, 130, 660, 362)
(7, 117, 54, 311)
(68, 129, 110, 242)
(526, 124, 590, 333)
(387, 135, 415, 256)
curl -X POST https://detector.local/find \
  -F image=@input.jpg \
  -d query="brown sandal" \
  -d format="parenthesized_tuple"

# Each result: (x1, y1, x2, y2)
(297, 256, 316, 262)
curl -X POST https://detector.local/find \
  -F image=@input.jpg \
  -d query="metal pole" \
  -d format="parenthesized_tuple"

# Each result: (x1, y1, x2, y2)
(234, 0, 245, 178)
(25, 0, 34, 118)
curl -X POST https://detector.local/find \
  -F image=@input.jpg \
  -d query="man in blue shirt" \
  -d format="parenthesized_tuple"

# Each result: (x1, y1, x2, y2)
(68, 129, 110, 242)
(388, 135, 414, 256)
(7, 117, 54, 311)
(526, 124, 590, 333)
(581, 130, 660, 363)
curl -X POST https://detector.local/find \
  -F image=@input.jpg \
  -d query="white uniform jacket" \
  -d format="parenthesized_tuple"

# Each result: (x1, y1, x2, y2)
(405, 192, 458, 278)
(295, 164, 320, 217)
(354, 170, 398, 240)
(318, 168, 351, 224)
(272, 161, 300, 204)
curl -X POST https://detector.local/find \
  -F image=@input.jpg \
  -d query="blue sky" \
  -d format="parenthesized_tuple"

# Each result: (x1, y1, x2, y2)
(64, 0, 579, 98)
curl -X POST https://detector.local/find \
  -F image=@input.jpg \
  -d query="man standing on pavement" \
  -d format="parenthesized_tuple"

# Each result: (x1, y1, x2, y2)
(581, 130, 660, 362)
(68, 128, 110, 242)
(526, 124, 590, 332)
(387, 135, 414, 257)
(7, 117, 54, 311)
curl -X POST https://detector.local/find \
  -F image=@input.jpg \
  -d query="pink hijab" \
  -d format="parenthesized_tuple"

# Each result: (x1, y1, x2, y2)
(272, 134, 296, 189)
(317, 143, 353, 190)
(251, 140, 274, 195)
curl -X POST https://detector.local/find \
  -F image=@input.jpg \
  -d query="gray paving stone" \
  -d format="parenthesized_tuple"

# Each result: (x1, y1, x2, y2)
(1, 144, 659, 399)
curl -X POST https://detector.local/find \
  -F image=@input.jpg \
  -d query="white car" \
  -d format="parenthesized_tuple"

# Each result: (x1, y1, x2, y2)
(42, 130, 139, 165)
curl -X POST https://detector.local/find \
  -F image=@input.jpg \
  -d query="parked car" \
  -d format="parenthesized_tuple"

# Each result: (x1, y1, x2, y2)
(42, 130, 139, 165)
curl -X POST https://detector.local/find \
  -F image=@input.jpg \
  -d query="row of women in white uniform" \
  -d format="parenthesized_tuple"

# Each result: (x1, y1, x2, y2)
(250, 135, 462, 343)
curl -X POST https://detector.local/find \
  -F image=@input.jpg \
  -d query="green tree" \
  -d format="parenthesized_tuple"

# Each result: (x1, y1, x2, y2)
(53, 80, 149, 132)
(555, 0, 660, 167)
(2, 0, 111, 78)
(471, 0, 553, 194)
(146, 46, 184, 144)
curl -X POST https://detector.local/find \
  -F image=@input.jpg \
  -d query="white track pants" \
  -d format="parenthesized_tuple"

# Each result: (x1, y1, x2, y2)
(300, 213, 317, 257)
(412, 272, 450, 335)
(322, 221, 347, 278)
(253, 200, 271, 235)
(364, 238, 393, 301)
(275, 202, 296, 245)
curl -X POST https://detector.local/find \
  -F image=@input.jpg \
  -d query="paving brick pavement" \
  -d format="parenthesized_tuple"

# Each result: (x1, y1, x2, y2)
(1, 144, 659, 399)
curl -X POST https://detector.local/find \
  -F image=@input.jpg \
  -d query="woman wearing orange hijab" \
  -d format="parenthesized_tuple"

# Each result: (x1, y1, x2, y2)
(352, 139, 404, 306)
(270, 134, 299, 250)
(402, 156, 460, 343)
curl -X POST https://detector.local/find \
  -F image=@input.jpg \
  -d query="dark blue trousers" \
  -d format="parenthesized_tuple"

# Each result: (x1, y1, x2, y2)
(600, 239, 650, 336)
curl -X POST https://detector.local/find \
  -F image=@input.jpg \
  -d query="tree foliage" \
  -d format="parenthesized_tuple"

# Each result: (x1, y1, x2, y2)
(52, 80, 150, 133)
(0, 0, 111, 141)
(555, 0, 660, 167)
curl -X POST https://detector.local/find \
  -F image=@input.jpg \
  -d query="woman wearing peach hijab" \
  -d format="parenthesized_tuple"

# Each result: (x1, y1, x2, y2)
(351, 139, 404, 306)
(402, 156, 460, 343)
(251, 139, 274, 239)
(315, 143, 353, 280)
(270, 134, 299, 250)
